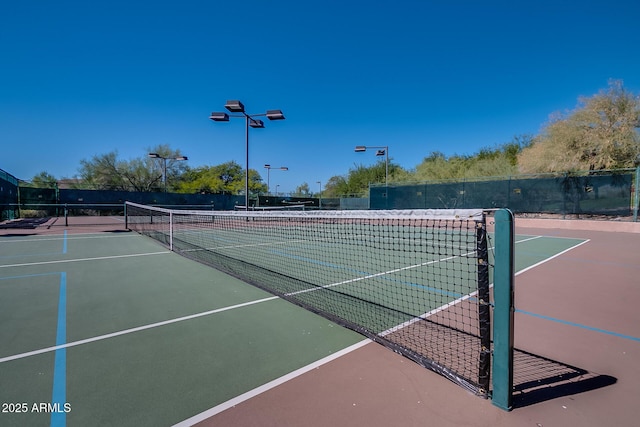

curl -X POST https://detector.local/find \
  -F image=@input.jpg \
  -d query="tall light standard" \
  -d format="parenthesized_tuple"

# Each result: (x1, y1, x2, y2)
(148, 153, 188, 192)
(264, 164, 288, 195)
(209, 100, 285, 210)
(316, 180, 322, 208)
(354, 145, 389, 186)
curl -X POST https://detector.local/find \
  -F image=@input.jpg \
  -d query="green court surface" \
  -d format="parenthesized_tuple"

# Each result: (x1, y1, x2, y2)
(0, 230, 586, 427)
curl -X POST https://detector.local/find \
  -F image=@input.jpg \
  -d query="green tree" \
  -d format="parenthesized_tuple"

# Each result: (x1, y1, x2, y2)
(323, 159, 408, 197)
(413, 137, 532, 181)
(414, 152, 467, 181)
(292, 182, 312, 197)
(29, 171, 58, 188)
(77, 144, 187, 191)
(518, 80, 640, 172)
(176, 161, 267, 195)
(146, 144, 189, 191)
(77, 151, 127, 189)
(323, 175, 349, 197)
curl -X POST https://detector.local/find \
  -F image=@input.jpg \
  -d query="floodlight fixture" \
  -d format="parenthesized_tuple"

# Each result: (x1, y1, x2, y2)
(209, 112, 230, 122)
(147, 153, 188, 192)
(209, 100, 286, 210)
(354, 145, 389, 186)
(249, 119, 265, 128)
(264, 164, 289, 195)
(225, 100, 245, 113)
(266, 110, 285, 120)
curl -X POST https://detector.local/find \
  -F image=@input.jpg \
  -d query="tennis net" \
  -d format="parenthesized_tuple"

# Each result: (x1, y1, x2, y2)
(125, 202, 511, 399)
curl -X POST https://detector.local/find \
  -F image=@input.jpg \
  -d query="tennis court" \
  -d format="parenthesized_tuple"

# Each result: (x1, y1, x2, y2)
(0, 212, 638, 427)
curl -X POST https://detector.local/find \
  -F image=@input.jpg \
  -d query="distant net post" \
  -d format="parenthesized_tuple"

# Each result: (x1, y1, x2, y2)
(491, 208, 515, 410)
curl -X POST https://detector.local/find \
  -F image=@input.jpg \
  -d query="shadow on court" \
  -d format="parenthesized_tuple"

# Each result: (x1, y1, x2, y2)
(512, 348, 617, 408)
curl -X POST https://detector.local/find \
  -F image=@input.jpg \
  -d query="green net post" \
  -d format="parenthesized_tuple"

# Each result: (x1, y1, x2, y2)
(491, 209, 514, 411)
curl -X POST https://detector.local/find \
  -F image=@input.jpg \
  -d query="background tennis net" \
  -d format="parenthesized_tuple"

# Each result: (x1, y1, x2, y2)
(125, 202, 497, 397)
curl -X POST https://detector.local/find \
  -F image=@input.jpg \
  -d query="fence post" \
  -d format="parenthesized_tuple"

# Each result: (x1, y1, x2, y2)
(634, 166, 639, 222)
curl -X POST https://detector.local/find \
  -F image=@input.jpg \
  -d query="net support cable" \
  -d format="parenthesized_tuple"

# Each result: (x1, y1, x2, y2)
(125, 202, 514, 406)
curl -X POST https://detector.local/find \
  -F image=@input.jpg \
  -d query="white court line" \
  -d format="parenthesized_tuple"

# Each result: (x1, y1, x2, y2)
(0, 233, 137, 244)
(0, 251, 170, 268)
(514, 235, 543, 244)
(514, 238, 591, 277)
(171, 339, 371, 427)
(0, 296, 279, 364)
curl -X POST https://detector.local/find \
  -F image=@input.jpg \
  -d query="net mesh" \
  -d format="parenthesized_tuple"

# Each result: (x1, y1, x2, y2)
(125, 202, 492, 395)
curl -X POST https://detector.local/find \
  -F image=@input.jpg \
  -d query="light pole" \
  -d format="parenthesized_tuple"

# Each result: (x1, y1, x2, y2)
(148, 153, 188, 192)
(264, 164, 288, 195)
(209, 100, 285, 210)
(275, 184, 280, 196)
(316, 180, 322, 208)
(354, 145, 389, 186)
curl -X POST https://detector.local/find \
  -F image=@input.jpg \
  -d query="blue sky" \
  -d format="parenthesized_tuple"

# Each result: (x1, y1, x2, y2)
(2, 1, 639, 194)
